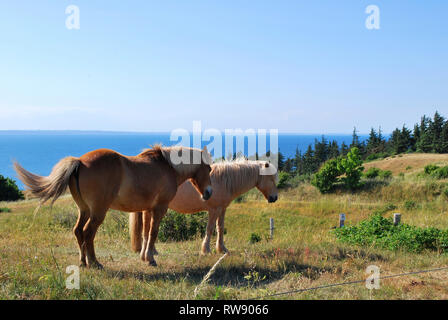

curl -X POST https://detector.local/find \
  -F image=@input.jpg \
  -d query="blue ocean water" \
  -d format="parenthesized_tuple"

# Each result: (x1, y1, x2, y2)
(0, 131, 364, 188)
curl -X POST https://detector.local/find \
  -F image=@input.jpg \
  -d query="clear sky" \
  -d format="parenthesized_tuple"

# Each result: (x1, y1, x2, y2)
(0, 1, 447, 133)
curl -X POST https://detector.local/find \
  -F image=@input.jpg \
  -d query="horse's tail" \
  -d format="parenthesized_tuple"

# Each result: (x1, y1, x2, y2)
(14, 157, 81, 206)
(129, 211, 143, 252)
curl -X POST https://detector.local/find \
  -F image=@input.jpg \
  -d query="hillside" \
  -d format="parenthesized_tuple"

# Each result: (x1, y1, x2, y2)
(363, 153, 448, 175)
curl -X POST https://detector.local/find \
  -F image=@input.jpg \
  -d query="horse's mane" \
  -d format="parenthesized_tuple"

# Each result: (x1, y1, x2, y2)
(211, 158, 277, 195)
(140, 144, 211, 176)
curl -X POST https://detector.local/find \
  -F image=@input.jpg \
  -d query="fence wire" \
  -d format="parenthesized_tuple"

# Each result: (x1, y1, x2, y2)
(250, 266, 448, 300)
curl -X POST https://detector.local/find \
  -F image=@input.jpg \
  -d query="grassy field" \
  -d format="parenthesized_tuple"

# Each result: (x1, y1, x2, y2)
(1, 154, 448, 300)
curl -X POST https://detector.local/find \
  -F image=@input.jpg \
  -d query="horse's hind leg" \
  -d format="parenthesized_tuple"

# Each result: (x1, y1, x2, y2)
(216, 208, 228, 254)
(140, 210, 152, 261)
(82, 207, 107, 269)
(74, 208, 90, 267)
(201, 208, 219, 255)
(144, 204, 168, 266)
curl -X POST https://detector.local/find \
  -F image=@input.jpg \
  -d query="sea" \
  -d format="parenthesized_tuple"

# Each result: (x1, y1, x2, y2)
(0, 131, 366, 188)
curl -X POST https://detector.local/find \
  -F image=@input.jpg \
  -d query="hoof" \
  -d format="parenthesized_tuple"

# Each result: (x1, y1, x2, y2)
(148, 260, 157, 267)
(216, 247, 229, 254)
(89, 261, 104, 270)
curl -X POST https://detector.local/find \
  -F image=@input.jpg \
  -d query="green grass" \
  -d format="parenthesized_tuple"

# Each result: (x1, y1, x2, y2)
(1, 173, 448, 300)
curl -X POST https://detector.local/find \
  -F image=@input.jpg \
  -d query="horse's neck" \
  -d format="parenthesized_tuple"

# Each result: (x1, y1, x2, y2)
(227, 164, 259, 198)
(231, 181, 258, 198)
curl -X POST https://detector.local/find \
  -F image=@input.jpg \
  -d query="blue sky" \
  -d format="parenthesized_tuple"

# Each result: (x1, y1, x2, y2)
(0, 1, 447, 133)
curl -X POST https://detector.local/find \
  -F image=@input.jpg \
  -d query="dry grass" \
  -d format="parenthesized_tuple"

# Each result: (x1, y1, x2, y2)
(2, 156, 448, 299)
(364, 153, 448, 175)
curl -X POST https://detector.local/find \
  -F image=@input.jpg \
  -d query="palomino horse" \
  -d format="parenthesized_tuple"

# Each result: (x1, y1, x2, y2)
(14, 145, 213, 268)
(129, 159, 278, 257)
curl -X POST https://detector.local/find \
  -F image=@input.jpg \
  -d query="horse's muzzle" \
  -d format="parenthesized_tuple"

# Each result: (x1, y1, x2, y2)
(202, 186, 213, 200)
(268, 195, 278, 203)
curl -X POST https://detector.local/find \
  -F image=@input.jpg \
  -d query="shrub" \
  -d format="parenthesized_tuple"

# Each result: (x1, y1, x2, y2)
(0, 175, 24, 201)
(424, 164, 440, 175)
(378, 170, 392, 179)
(277, 171, 290, 189)
(431, 166, 448, 179)
(0, 207, 11, 213)
(333, 214, 448, 253)
(365, 152, 389, 162)
(311, 159, 341, 193)
(337, 147, 364, 190)
(233, 194, 246, 203)
(364, 167, 380, 179)
(249, 233, 262, 244)
(158, 210, 207, 242)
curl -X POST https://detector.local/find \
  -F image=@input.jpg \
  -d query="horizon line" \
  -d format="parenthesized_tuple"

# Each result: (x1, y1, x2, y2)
(0, 129, 379, 136)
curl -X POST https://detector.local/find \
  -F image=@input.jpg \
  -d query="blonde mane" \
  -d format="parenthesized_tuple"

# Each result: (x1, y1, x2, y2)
(141, 145, 212, 176)
(211, 158, 277, 195)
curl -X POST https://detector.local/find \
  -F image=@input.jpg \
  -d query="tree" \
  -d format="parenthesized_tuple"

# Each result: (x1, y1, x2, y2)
(314, 136, 329, 164)
(294, 147, 303, 174)
(0, 175, 24, 201)
(328, 140, 340, 159)
(277, 151, 285, 171)
(302, 144, 317, 174)
(429, 111, 445, 153)
(337, 147, 364, 190)
(311, 159, 342, 193)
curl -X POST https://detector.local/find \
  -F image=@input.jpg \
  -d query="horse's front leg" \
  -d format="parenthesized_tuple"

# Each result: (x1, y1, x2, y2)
(201, 208, 220, 255)
(216, 208, 228, 254)
(144, 204, 168, 266)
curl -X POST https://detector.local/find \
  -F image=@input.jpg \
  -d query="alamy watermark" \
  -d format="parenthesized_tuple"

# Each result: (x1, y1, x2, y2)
(365, 265, 380, 290)
(169, 121, 278, 175)
(66, 5, 80, 30)
(365, 5, 380, 30)
(66, 265, 80, 289)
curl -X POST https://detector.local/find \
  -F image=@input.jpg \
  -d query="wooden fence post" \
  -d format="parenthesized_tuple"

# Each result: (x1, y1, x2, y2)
(270, 218, 274, 239)
(339, 213, 346, 228)
(393, 213, 401, 226)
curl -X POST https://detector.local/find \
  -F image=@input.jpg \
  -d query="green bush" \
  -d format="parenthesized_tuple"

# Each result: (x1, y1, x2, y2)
(311, 158, 341, 193)
(337, 147, 364, 190)
(364, 167, 380, 179)
(277, 171, 290, 189)
(424, 164, 440, 175)
(158, 210, 207, 242)
(365, 152, 389, 162)
(0, 175, 24, 201)
(431, 166, 448, 179)
(0, 207, 11, 213)
(378, 170, 392, 179)
(333, 214, 448, 253)
(249, 232, 262, 244)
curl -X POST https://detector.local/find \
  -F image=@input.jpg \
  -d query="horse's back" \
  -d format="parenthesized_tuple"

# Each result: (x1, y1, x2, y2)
(75, 149, 124, 208)
(111, 155, 178, 211)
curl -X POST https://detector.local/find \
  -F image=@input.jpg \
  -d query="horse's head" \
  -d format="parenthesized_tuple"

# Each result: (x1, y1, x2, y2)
(190, 146, 213, 201)
(256, 162, 278, 203)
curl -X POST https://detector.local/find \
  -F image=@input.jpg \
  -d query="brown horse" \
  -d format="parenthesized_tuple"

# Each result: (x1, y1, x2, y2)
(14, 145, 213, 268)
(129, 159, 278, 257)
